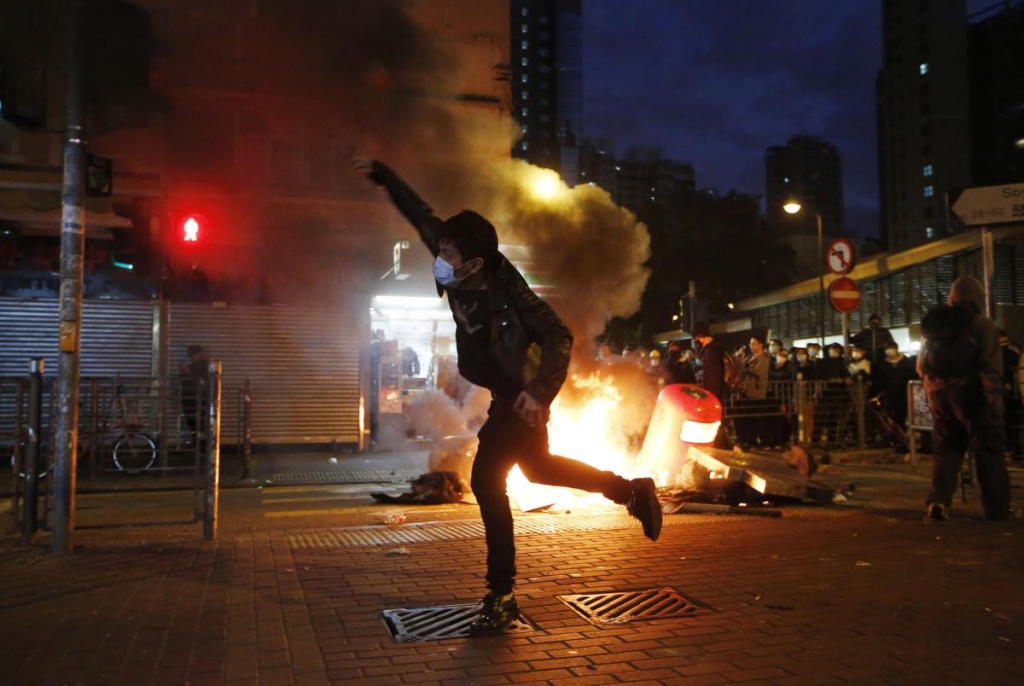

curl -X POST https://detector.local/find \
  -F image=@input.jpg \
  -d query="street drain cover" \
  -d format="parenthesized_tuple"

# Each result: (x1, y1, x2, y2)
(382, 603, 535, 642)
(557, 587, 714, 625)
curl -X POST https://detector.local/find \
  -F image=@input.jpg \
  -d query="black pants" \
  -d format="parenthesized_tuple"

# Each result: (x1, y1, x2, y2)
(927, 384, 1011, 517)
(470, 399, 632, 595)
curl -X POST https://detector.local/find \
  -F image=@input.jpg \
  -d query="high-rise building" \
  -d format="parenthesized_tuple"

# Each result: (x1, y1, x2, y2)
(969, 1, 1024, 186)
(765, 135, 844, 237)
(765, 136, 844, 279)
(614, 146, 695, 211)
(877, 0, 971, 251)
(579, 140, 695, 211)
(510, 0, 583, 184)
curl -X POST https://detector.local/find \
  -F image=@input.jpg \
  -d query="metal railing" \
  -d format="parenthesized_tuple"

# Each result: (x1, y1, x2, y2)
(722, 379, 889, 451)
(4, 366, 234, 541)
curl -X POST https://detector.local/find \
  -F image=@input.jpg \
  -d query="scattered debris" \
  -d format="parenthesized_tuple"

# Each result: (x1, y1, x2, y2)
(662, 501, 783, 518)
(786, 445, 817, 478)
(329, 457, 338, 464)
(371, 471, 467, 505)
(387, 547, 410, 556)
(383, 513, 407, 525)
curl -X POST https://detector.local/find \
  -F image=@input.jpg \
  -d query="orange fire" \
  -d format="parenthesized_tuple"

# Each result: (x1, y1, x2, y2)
(505, 368, 657, 511)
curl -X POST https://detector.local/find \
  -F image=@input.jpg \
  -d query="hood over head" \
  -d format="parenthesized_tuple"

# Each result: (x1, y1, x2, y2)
(947, 275, 986, 314)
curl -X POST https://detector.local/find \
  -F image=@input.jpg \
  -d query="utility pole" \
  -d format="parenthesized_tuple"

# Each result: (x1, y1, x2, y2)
(52, 0, 86, 553)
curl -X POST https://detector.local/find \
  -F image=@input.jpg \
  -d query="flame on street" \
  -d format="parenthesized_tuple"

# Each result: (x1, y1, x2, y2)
(505, 369, 660, 512)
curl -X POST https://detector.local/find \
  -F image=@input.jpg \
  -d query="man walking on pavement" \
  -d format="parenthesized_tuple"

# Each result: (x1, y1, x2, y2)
(918, 276, 1014, 522)
(359, 159, 662, 634)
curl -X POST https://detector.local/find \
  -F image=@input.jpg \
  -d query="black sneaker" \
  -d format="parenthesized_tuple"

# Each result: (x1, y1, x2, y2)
(627, 477, 663, 541)
(468, 592, 519, 636)
(925, 503, 948, 522)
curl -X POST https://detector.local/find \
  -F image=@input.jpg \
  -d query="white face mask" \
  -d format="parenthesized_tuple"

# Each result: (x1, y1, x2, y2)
(433, 255, 469, 288)
(829, 350, 840, 358)
(797, 354, 808, 363)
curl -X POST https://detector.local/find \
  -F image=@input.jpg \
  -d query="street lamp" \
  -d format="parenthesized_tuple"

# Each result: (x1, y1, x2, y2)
(783, 200, 826, 347)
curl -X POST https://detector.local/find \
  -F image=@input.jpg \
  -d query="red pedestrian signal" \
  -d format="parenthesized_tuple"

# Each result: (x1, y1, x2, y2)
(180, 214, 206, 244)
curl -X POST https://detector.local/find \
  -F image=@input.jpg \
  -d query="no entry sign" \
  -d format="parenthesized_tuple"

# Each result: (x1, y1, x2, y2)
(829, 276, 861, 313)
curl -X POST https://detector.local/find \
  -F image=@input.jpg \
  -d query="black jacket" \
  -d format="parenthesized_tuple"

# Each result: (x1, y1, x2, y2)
(698, 339, 727, 401)
(369, 161, 572, 406)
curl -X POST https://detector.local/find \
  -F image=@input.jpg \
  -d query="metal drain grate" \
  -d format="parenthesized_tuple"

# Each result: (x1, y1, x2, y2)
(558, 587, 714, 625)
(381, 603, 534, 642)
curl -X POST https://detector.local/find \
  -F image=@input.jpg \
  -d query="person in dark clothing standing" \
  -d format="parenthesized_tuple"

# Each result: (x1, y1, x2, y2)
(664, 340, 696, 385)
(878, 343, 918, 428)
(360, 159, 662, 634)
(179, 345, 209, 447)
(691, 322, 730, 448)
(852, 313, 896, 369)
(819, 343, 847, 380)
(918, 276, 1013, 522)
(1000, 330, 1023, 460)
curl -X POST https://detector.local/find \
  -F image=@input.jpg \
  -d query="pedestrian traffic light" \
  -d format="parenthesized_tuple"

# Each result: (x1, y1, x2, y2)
(180, 214, 206, 244)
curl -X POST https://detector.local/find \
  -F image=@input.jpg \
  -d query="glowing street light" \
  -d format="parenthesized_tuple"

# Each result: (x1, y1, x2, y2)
(783, 199, 826, 347)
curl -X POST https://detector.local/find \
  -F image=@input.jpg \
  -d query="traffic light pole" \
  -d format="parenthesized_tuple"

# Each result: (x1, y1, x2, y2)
(53, 0, 86, 553)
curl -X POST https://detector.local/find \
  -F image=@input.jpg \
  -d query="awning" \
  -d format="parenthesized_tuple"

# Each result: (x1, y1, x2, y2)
(0, 206, 132, 239)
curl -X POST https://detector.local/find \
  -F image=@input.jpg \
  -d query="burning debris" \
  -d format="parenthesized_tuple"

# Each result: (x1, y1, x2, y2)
(371, 471, 468, 505)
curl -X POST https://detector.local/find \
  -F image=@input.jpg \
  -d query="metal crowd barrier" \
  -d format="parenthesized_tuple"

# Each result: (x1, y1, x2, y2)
(4, 367, 238, 541)
(722, 379, 881, 451)
(2, 375, 252, 478)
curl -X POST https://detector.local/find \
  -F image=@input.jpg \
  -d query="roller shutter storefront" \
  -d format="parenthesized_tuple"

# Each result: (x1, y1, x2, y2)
(0, 298, 365, 448)
(168, 302, 364, 445)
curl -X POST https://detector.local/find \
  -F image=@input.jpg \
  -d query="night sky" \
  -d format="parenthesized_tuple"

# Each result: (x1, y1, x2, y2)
(583, 0, 994, 243)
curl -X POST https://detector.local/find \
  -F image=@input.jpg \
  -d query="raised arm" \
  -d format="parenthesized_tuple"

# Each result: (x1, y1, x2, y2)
(360, 159, 444, 256)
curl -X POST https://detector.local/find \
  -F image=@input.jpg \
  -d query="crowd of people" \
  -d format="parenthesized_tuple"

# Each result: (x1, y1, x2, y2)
(600, 312, 1024, 458)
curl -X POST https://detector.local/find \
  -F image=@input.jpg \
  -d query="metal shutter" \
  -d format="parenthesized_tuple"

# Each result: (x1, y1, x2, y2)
(167, 302, 364, 445)
(0, 298, 153, 377)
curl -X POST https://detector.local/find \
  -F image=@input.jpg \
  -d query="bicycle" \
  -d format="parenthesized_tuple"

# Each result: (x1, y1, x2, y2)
(103, 382, 157, 474)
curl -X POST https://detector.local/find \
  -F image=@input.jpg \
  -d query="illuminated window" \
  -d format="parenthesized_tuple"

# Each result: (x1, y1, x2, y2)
(521, 141, 529, 151)
(521, 57, 528, 66)
(521, 24, 528, 33)
(521, 74, 528, 83)
(521, 40, 528, 49)
(522, 124, 528, 133)
(920, 62, 929, 75)
(522, 107, 529, 116)
(521, 91, 528, 100)
(923, 164, 933, 176)
(522, 7, 528, 16)
(924, 185, 934, 197)
(926, 226, 935, 239)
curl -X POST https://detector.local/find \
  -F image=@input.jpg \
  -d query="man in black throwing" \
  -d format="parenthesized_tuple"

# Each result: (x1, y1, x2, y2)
(360, 160, 662, 635)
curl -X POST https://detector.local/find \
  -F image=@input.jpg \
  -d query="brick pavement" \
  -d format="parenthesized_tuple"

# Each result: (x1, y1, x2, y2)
(2, 498, 1023, 686)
